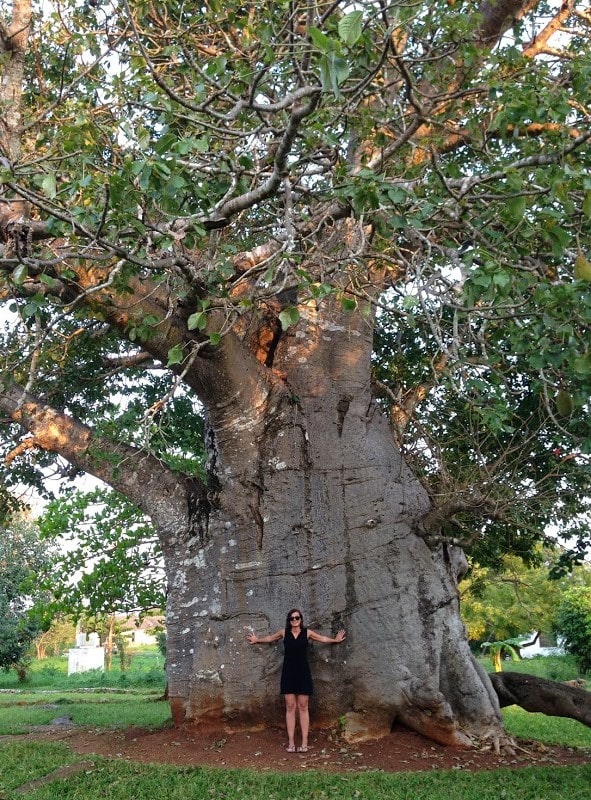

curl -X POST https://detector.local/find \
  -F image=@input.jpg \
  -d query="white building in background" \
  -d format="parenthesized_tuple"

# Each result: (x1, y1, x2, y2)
(118, 614, 164, 646)
(67, 631, 105, 674)
(519, 631, 565, 659)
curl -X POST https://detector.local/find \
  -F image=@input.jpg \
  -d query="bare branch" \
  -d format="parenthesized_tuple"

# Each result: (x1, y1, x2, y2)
(208, 92, 321, 225)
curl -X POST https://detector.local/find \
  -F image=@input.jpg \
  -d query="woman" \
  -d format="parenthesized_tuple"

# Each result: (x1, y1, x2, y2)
(246, 609, 346, 752)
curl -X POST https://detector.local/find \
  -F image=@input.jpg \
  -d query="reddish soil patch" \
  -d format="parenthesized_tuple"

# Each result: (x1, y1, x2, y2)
(38, 724, 591, 774)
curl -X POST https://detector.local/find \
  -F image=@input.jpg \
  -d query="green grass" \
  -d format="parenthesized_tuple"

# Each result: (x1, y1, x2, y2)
(0, 689, 161, 705)
(0, 646, 170, 734)
(0, 741, 79, 794)
(0, 651, 589, 798)
(503, 706, 591, 749)
(0, 692, 171, 734)
(0, 647, 167, 691)
(0, 741, 590, 800)
(477, 653, 586, 683)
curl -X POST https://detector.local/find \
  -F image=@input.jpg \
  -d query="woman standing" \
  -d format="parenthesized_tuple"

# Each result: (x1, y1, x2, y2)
(247, 609, 346, 752)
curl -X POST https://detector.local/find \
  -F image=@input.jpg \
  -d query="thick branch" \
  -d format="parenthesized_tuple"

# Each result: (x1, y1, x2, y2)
(489, 672, 591, 728)
(0, 0, 32, 160)
(523, 1, 573, 57)
(476, 0, 537, 44)
(0, 381, 193, 529)
(207, 92, 321, 226)
(418, 492, 502, 538)
(1, 244, 286, 467)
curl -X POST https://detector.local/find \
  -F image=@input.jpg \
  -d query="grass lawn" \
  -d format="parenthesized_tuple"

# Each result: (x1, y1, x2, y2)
(0, 742, 591, 800)
(0, 646, 170, 734)
(0, 649, 588, 799)
(0, 740, 589, 800)
(502, 706, 591, 749)
(0, 647, 166, 692)
(0, 692, 171, 734)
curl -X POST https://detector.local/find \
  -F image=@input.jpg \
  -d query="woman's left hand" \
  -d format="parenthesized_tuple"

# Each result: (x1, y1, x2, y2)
(334, 629, 346, 643)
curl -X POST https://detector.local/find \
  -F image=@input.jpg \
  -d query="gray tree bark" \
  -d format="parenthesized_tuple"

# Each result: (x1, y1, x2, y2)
(159, 294, 505, 747)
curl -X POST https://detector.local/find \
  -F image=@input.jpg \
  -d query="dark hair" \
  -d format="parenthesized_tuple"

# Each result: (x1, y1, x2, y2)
(285, 608, 303, 628)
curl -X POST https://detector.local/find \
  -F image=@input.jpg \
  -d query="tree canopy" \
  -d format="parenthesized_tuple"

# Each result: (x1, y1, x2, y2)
(460, 547, 591, 643)
(1, 0, 589, 567)
(38, 486, 165, 620)
(555, 586, 591, 672)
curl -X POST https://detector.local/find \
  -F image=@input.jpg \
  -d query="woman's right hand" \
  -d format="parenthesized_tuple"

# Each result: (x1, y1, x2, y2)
(246, 632, 258, 644)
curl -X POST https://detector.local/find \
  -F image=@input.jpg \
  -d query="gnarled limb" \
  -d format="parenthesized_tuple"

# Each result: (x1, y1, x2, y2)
(0, 380, 194, 533)
(490, 671, 591, 727)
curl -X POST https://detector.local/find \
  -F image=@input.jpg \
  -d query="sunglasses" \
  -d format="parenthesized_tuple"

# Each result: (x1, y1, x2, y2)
(289, 615, 301, 621)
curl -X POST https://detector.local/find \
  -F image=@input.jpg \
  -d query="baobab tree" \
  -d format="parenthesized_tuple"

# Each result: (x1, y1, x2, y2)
(1, 0, 590, 746)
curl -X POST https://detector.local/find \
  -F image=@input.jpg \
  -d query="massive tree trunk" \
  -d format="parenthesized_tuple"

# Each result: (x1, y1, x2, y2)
(159, 291, 503, 748)
(0, 260, 506, 748)
(4, 258, 588, 749)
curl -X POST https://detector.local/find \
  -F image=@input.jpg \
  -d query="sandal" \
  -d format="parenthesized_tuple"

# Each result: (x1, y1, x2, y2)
(297, 746, 308, 753)
(286, 745, 296, 753)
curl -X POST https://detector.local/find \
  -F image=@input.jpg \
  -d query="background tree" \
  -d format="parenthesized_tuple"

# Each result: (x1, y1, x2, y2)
(0, 512, 54, 679)
(480, 638, 523, 672)
(37, 487, 166, 621)
(1, 0, 591, 746)
(460, 548, 591, 644)
(555, 587, 591, 673)
(33, 616, 76, 660)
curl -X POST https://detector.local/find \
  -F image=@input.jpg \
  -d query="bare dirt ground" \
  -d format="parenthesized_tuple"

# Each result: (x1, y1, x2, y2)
(25, 723, 591, 774)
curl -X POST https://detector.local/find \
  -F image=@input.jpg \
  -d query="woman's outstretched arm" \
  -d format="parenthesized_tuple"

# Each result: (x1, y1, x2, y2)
(307, 629, 346, 644)
(247, 628, 284, 644)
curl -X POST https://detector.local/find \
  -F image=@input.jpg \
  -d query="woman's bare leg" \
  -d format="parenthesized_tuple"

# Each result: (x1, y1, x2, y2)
(297, 695, 310, 750)
(284, 694, 297, 750)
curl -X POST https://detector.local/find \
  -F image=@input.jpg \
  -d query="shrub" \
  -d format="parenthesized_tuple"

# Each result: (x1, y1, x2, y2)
(555, 587, 591, 673)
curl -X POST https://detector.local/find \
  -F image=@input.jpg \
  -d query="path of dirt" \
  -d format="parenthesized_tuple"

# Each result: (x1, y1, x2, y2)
(18, 723, 591, 774)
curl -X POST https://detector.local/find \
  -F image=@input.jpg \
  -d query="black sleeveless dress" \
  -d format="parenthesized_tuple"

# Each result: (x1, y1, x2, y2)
(280, 627, 313, 695)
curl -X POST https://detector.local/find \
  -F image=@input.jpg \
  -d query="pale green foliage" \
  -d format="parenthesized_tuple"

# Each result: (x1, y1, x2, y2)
(33, 616, 76, 659)
(555, 587, 591, 673)
(461, 550, 591, 646)
(0, 515, 54, 675)
(37, 487, 165, 619)
(480, 638, 523, 672)
(460, 551, 567, 642)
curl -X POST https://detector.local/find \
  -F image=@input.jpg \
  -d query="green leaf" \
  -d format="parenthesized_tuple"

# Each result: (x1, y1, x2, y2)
(208, 332, 221, 345)
(11, 264, 28, 285)
(278, 307, 300, 330)
(166, 344, 184, 366)
(23, 301, 41, 318)
(42, 173, 57, 199)
(572, 354, 591, 376)
(340, 296, 357, 311)
(319, 53, 350, 96)
(187, 311, 208, 331)
(574, 252, 591, 280)
(583, 191, 591, 219)
(308, 26, 333, 54)
(555, 389, 574, 416)
(506, 195, 526, 221)
(338, 11, 363, 46)
(492, 270, 511, 288)
(39, 273, 57, 288)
